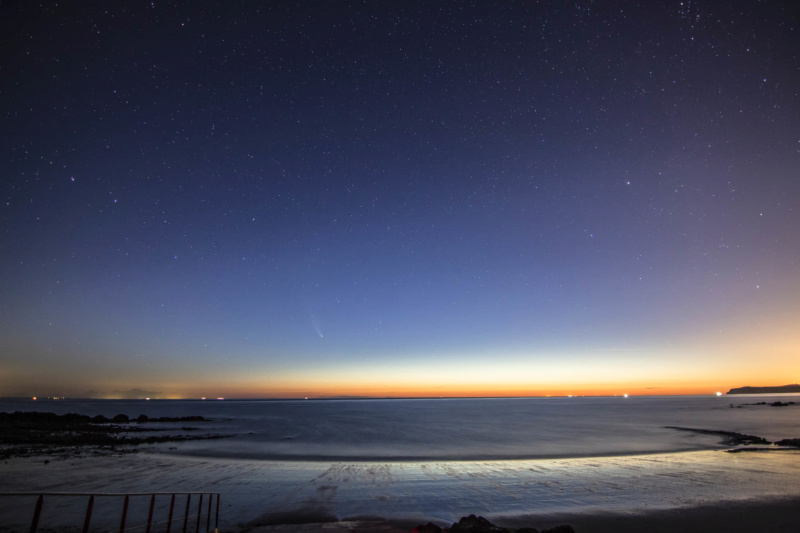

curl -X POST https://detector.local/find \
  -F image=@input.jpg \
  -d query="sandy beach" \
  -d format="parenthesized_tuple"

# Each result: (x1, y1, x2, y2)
(2, 448, 800, 532)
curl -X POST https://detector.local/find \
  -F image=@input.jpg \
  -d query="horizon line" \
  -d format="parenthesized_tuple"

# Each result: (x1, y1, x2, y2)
(2, 392, 743, 401)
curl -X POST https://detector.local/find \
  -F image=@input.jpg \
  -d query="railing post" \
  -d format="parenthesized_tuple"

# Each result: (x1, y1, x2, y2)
(119, 495, 130, 533)
(182, 494, 191, 533)
(195, 494, 203, 533)
(206, 493, 212, 532)
(82, 495, 94, 533)
(166, 493, 176, 533)
(145, 494, 156, 533)
(29, 494, 44, 533)
(214, 494, 220, 533)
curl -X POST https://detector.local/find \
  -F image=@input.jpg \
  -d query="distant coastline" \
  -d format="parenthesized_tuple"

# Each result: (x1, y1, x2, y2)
(727, 385, 800, 395)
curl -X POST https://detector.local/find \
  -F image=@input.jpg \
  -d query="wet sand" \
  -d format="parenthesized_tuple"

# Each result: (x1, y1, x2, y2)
(2, 449, 800, 532)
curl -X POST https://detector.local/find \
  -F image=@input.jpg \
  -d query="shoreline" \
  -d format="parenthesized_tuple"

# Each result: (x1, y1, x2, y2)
(169, 425, 800, 462)
(167, 442, 736, 463)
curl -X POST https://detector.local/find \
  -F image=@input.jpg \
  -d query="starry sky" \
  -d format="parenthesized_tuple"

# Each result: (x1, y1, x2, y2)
(1, 1, 799, 399)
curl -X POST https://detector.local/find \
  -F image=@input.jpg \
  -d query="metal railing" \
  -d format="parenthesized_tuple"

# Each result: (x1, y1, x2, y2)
(0, 492, 220, 533)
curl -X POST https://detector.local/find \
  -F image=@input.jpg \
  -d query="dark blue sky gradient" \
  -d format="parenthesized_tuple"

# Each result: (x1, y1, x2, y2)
(2, 1, 799, 398)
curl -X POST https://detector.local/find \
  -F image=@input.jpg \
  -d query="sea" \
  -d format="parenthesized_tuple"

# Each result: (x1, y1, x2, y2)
(2, 395, 799, 460)
(1, 395, 800, 530)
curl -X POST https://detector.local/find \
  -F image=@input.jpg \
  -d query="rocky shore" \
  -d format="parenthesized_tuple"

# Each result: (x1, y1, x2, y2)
(664, 426, 800, 451)
(0, 410, 227, 458)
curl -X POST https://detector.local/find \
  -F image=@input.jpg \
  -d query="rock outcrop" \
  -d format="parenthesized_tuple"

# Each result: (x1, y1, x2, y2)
(412, 515, 575, 533)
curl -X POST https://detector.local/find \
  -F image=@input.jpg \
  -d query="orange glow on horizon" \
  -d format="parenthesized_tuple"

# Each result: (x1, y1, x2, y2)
(6, 341, 796, 400)
(156, 380, 783, 400)
(15, 377, 799, 400)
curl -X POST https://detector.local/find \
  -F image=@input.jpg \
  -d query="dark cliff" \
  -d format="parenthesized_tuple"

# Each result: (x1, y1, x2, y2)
(727, 385, 800, 394)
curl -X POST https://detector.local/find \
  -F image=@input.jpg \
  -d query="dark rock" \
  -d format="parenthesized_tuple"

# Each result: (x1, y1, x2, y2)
(0, 411, 227, 459)
(62, 413, 91, 424)
(541, 526, 575, 533)
(449, 515, 508, 532)
(774, 438, 800, 447)
(665, 426, 770, 446)
(136, 414, 149, 422)
(412, 523, 443, 533)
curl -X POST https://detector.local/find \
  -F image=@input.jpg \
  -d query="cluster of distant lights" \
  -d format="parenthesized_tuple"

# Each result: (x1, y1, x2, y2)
(115, 397, 227, 400)
(564, 394, 628, 398)
(564, 392, 724, 398)
(31, 396, 227, 400)
(142, 397, 226, 400)
(145, 397, 226, 400)
(32, 393, 728, 400)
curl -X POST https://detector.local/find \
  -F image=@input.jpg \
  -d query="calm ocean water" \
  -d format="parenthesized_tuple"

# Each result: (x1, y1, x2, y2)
(3, 395, 799, 460)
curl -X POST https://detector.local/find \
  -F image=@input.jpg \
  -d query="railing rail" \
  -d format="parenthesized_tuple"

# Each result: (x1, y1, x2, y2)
(0, 492, 220, 533)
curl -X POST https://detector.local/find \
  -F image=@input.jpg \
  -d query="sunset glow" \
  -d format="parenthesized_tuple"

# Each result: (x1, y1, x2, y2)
(1, 2, 798, 400)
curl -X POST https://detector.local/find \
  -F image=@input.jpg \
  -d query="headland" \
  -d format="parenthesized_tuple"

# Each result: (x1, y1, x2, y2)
(727, 385, 800, 394)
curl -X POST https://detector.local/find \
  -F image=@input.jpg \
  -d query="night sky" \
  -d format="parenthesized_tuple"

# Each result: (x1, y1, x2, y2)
(2, 1, 799, 399)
